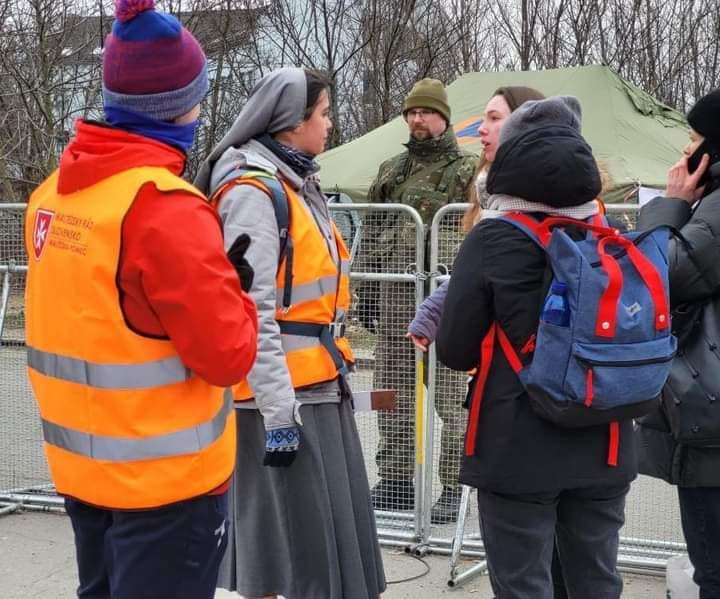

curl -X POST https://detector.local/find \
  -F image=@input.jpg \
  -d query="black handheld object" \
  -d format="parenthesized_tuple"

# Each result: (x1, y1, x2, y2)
(687, 140, 720, 188)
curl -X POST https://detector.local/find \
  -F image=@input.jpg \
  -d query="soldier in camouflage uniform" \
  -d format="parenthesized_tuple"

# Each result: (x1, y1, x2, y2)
(362, 79, 477, 523)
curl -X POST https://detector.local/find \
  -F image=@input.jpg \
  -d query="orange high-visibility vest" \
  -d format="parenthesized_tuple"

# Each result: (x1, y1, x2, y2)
(25, 166, 236, 509)
(213, 172, 354, 400)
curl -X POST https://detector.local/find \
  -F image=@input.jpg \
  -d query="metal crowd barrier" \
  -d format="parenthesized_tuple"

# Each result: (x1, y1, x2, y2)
(0, 203, 54, 510)
(0, 201, 687, 587)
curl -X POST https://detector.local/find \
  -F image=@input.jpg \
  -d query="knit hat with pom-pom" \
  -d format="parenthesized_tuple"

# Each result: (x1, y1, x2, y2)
(102, 0, 208, 121)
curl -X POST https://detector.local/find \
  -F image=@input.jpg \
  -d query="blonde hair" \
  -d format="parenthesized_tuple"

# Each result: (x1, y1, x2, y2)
(597, 159, 612, 197)
(462, 155, 489, 232)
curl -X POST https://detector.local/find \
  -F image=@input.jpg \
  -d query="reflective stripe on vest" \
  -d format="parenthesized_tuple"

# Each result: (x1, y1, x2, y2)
(275, 262, 349, 309)
(27, 346, 190, 389)
(281, 333, 320, 352)
(42, 388, 233, 462)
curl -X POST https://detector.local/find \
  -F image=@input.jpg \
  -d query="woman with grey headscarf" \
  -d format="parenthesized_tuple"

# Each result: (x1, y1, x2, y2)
(195, 68, 385, 599)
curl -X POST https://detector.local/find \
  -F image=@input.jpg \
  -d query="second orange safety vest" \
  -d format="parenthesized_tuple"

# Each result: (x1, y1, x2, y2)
(213, 171, 355, 400)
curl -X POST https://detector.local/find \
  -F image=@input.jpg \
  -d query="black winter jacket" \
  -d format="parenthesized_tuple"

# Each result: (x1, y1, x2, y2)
(636, 188, 720, 487)
(437, 121, 638, 494)
(436, 218, 638, 494)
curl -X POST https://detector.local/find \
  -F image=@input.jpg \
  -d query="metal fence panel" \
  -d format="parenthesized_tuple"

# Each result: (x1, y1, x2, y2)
(0, 201, 687, 578)
(330, 203, 428, 540)
(424, 204, 468, 539)
(1, 203, 429, 542)
(0, 205, 51, 499)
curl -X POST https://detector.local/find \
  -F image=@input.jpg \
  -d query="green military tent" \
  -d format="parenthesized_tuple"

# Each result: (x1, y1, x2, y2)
(318, 65, 688, 203)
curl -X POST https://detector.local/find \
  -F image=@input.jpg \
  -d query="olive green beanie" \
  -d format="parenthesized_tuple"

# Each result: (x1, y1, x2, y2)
(402, 78, 451, 124)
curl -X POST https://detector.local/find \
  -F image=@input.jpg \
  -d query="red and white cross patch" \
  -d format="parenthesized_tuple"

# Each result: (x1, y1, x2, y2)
(32, 209, 54, 260)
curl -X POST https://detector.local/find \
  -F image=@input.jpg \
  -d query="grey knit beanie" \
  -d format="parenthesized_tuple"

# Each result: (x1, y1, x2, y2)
(499, 95, 582, 147)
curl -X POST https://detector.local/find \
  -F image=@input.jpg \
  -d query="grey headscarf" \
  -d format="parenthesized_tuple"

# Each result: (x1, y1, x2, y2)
(194, 67, 307, 194)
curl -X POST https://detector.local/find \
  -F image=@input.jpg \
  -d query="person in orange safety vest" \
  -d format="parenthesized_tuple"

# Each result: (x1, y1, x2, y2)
(24, 1, 257, 598)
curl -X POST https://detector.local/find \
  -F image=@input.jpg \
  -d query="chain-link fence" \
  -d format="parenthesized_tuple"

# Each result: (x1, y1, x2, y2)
(331, 203, 428, 541)
(0, 205, 53, 502)
(1, 201, 688, 582)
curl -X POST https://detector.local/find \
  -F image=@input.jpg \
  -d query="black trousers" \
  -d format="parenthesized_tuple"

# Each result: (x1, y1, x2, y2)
(678, 486, 720, 599)
(65, 492, 228, 599)
(478, 484, 628, 599)
(551, 545, 568, 599)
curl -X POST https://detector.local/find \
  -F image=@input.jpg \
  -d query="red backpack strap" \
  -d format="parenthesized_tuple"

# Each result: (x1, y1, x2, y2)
(465, 324, 496, 456)
(465, 324, 525, 457)
(608, 422, 620, 467)
(589, 213, 608, 227)
(500, 212, 616, 246)
(499, 212, 551, 247)
(587, 213, 609, 239)
(595, 235, 670, 338)
(536, 216, 619, 241)
(496, 327, 523, 373)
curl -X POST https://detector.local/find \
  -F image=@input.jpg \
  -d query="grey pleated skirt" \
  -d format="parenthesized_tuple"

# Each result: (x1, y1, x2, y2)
(217, 398, 386, 599)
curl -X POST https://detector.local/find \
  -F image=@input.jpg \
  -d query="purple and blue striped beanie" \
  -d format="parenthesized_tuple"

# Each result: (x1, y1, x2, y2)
(103, 0, 208, 121)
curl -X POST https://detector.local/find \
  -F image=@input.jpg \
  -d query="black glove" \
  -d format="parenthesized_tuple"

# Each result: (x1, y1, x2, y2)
(227, 233, 254, 292)
(263, 426, 300, 467)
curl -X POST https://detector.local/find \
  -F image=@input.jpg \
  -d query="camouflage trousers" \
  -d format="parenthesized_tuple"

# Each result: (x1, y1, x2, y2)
(374, 281, 467, 487)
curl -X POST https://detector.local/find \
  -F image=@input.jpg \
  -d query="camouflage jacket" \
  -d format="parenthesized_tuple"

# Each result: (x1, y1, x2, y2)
(356, 129, 476, 330)
(363, 127, 477, 273)
(367, 126, 477, 223)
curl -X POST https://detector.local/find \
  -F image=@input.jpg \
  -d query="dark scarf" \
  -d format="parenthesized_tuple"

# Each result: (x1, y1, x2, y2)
(104, 106, 199, 154)
(257, 133, 319, 179)
(404, 126, 459, 161)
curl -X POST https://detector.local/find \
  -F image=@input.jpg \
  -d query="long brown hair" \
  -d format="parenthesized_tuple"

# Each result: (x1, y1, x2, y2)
(461, 86, 545, 232)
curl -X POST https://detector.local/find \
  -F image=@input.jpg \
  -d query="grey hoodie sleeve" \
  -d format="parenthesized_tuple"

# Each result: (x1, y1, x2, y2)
(219, 184, 299, 431)
(407, 280, 449, 341)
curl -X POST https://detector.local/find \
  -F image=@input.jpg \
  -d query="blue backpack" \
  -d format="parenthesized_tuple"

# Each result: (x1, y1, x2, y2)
(465, 213, 676, 466)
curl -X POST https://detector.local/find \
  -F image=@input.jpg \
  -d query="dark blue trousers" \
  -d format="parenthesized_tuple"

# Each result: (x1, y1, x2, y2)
(65, 492, 228, 599)
(678, 487, 720, 599)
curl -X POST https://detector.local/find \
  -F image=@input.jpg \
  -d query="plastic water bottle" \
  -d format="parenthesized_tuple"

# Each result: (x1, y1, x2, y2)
(542, 282, 570, 326)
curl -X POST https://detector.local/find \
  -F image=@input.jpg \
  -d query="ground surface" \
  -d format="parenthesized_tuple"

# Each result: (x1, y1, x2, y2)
(0, 511, 667, 598)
